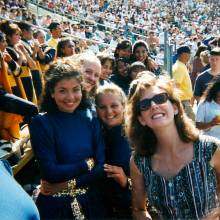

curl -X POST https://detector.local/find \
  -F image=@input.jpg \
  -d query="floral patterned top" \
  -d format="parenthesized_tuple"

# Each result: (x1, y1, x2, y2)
(134, 136, 219, 220)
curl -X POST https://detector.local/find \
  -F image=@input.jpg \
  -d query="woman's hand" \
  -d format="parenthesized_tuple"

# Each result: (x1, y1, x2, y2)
(32, 41, 40, 53)
(148, 58, 158, 71)
(3, 52, 12, 62)
(16, 43, 27, 54)
(40, 180, 67, 195)
(212, 116, 220, 126)
(104, 164, 128, 187)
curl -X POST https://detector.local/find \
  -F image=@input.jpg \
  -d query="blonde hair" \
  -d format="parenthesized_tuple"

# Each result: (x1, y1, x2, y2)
(78, 52, 101, 67)
(95, 83, 127, 107)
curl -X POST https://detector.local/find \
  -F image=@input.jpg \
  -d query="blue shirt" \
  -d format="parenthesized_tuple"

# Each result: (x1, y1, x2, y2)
(29, 110, 105, 187)
(194, 70, 213, 97)
(0, 160, 40, 220)
(102, 125, 132, 218)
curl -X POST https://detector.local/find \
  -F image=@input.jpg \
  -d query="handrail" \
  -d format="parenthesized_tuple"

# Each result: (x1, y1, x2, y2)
(0, 15, 114, 50)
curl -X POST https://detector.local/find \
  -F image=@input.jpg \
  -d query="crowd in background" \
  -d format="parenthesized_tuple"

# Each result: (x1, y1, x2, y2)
(0, 0, 220, 219)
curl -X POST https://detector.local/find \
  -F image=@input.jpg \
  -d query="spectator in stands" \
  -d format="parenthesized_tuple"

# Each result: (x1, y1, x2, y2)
(110, 57, 131, 95)
(42, 15, 52, 28)
(29, 59, 106, 220)
(146, 30, 159, 55)
(0, 21, 36, 100)
(47, 22, 62, 50)
(0, 6, 9, 19)
(33, 29, 56, 68)
(128, 61, 146, 80)
(200, 50, 210, 72)
(131, 40, 158, 73)
(0, 20, 23, 67)
(196, 75, 220, 139)
(172, 45, 195, 120)
(97, 53, 114, 85)
(57, 38, 75, 58)
(0, 31, 38, 122)
(191, 44, 207, 88)
(114, 40, 132, 59)
(95, 83, 132, 219)
(0, 29, 21, 78)
(17, 21, 42, 100)
(194, 47, 220, 102)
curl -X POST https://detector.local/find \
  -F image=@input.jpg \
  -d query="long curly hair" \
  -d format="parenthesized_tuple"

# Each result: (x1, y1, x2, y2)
(40, 59, 89, 113)
(125, 75, 199, 157)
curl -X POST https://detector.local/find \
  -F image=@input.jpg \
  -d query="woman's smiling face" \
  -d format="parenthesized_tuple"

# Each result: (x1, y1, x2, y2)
(134, 46, 148, 62)
(96, 92, 124, 128)
(81, 61, 101, 92)
(51, 78, 82, 113)
(138, 86, 177, 130)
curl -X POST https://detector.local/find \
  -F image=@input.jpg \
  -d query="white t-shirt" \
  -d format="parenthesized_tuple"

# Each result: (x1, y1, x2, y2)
(196, 100, 220, 139)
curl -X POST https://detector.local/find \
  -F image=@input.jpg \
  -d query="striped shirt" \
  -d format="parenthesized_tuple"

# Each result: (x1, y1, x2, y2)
(135, 136, 219, 219)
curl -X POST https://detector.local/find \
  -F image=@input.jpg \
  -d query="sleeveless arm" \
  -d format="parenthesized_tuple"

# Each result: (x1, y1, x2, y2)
(130, 156, 152, 220)
(209, 137, 220, 200)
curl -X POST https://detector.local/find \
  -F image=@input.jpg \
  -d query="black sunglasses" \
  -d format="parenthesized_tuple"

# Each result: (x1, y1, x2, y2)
(138, 93, 169, 111)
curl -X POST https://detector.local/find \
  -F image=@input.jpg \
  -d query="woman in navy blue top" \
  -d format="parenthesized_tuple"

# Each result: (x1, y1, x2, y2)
(95, 83, 132, 219)
(29, 59, 106, 219)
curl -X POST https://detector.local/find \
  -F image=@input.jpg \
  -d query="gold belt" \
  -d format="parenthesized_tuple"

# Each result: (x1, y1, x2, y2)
(53, 187, 88, 198)
(53, 187, 88, 220)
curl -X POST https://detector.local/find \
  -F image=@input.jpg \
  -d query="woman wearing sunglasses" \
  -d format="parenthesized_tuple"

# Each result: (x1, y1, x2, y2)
(125, 75, 220, 220)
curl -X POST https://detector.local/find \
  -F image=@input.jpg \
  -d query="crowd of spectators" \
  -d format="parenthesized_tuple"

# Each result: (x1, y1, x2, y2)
(1, 0, 220, 60)
(0, 0, 220, 219)
(33, 0, 220, 51)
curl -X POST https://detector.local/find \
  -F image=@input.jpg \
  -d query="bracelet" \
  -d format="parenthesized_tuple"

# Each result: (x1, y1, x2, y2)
(127, 177, 132, 190)
(67, 179, 76, 192)
(85, 158, 94, 171)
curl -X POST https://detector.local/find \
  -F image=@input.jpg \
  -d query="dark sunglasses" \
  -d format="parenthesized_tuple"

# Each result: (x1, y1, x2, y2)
(138, 93, 169, 111)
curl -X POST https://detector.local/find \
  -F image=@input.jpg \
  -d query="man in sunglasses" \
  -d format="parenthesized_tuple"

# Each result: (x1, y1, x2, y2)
(172, 45, 195, 120)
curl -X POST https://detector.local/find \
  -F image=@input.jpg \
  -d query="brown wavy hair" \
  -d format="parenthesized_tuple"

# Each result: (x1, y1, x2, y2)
(125, 75, 199, 157)
(0, 20, 21, 42)
(40, 58, 89, 113)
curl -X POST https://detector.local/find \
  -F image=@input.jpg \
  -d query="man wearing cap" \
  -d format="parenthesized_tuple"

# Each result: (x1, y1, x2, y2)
(47, 22, 62, 50)
(172, 45, 195, 120)
(194, 47, 220, 102)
